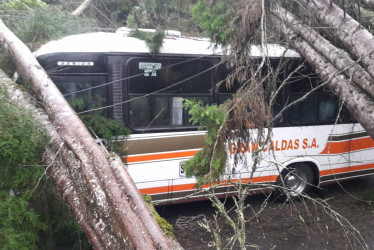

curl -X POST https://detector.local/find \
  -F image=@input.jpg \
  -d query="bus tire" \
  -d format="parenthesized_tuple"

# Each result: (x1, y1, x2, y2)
(276, 163, 314, 200)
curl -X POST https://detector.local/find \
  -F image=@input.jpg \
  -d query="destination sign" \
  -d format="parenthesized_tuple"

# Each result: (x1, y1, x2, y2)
(139, 62, 161, 77)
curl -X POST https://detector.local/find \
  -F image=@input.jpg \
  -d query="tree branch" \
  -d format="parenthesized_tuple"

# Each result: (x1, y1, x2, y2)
(72, 0, 94, 16)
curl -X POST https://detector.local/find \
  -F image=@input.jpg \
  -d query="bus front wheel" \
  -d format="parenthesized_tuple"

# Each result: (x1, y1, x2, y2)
(277, 163, 314, 199)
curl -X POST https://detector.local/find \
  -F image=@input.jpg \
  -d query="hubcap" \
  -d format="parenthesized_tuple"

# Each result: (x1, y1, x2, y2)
(283, 169, 308, 197)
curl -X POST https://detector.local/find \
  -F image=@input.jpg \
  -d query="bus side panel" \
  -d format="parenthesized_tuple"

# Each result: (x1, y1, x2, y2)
(345, 123, 374, 180)
(124, 123, 374, 204)
(230, 125, 353, 183)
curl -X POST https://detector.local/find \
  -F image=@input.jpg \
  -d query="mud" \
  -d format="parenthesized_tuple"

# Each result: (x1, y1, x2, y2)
(158, 176, 374, 249)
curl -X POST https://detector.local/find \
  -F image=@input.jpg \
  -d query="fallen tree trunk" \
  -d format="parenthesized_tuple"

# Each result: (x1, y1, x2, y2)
(0, 18, 181, 250)
(1, 71, 110, 248)
(276, 16, 374, 138)
(299, 0, 374, 79)
(273, 6, 374, 98)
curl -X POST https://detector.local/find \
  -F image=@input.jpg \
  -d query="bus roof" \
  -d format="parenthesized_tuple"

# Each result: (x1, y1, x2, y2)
(35, 28, 300, 58)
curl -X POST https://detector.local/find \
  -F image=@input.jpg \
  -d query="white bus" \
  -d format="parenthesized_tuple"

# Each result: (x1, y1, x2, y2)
(35, 28, 374, 204)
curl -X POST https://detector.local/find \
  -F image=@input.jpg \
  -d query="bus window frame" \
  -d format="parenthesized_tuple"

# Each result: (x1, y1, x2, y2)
(50, 74, 110, 117)
(124, 56, 216, 132)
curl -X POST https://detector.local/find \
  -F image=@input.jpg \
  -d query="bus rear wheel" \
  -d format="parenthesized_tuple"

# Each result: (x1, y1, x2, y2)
(277, 163, 314, 200)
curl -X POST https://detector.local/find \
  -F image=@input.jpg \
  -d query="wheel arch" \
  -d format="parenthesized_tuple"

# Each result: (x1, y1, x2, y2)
(281, 158, 321, 187)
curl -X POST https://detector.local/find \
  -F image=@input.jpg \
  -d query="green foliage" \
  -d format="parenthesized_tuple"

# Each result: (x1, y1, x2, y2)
(126, 14, 138, 28)
(0, 195, 44, 250)
(0, 3, 99, 74)
(0, 89, 46, 189)
(108, 0, 138, 26)
(132, 0, 202, 36)
(2, 0, 46, 9)
(182, 99, 227, 187)
(0, 86, 45, 249)
(0, 86, 90, 249)
(80, 114, 130, 140)
(129, 29, 165, 56)
(190, 0, 234, 44)
(143, 195, 174, 238)
(1, 5, 99, 50)
(80, 114, 130, 154)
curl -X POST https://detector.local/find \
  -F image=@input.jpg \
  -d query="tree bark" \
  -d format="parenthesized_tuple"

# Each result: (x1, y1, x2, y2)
(272, 6, 374, 98)
(299, 0, 374, 80)
(276, 17, 374, 139)
(72, 0, 94, 16)
(0, 19, 181, 250)
(0, 70, 119, 249)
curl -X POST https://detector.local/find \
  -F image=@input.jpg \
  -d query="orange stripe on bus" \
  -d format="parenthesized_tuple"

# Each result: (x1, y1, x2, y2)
(320, 163, 374, 176)
(140, 183, 197, 194)
(320, 137, 374, 155)
(320, 166, 350, 176)
(140, 163, 374, 195)
(350, 137, 374, 151)
(352, 163, 374, 171)
(126, 149, 200, 163)
(139, 175, 278, 195)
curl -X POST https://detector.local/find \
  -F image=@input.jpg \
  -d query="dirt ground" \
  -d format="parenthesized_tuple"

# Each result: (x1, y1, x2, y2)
(158, 176, 374, 249)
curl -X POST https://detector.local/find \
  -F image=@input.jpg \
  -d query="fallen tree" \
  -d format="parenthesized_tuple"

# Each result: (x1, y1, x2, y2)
(271, 3, 374, 138)
(0, 18, 181, 249)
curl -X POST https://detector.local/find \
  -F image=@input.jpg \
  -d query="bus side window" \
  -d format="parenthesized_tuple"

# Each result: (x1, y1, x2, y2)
(127, 58, 214, 130)
(287, 91, 352, 125)
(53, 76, 108, 117)
(318, 96, 338, 121)
(288, 94, 318, 124)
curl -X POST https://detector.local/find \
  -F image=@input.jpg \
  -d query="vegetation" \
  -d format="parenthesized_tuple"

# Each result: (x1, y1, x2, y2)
(80, 114, 130, 153)
(132, 0, 201, 35)
(0, 3, 134, 247)
(190, 0, 234, 44)
(0, 2, 100, 75)
(183, 99, 227, 187)
(143, 195, 174, 239)
(129, 29, 165, 56)
(0, 86, 90, 249)
(3, 0, 374, 248)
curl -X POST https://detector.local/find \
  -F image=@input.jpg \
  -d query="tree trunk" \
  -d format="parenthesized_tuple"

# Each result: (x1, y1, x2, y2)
(272, 6, 374, 98)
(72, 0, 94, 16)
(276, 17, 374, 139)
(299, 0, 374, 79)
(0, 19, 181, 250)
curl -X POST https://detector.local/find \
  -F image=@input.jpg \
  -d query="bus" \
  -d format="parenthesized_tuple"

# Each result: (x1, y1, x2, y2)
(35, 28, 374, 204)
